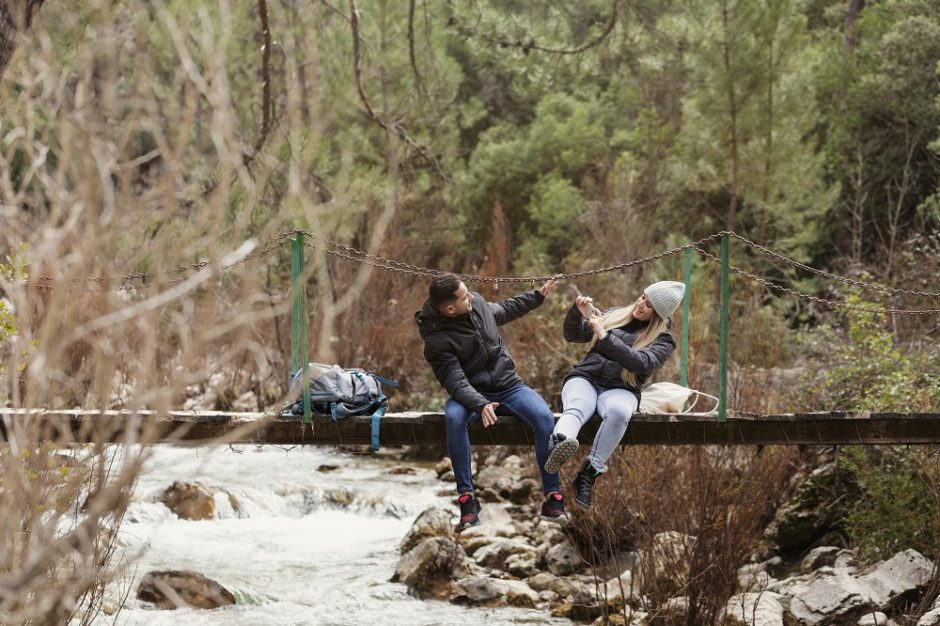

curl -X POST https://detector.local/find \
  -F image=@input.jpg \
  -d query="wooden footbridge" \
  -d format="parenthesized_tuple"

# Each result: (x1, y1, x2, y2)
(3, 409, 940, 447)
(7, 231, 939, 449)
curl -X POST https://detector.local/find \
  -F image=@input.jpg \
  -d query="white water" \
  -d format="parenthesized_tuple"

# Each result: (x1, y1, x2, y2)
(93, 445, 571, 626)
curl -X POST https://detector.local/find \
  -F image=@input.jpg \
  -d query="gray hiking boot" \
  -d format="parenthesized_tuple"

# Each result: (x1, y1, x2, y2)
(544, 433, 579, 474)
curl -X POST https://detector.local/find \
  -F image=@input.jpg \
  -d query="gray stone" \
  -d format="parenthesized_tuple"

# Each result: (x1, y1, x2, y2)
(457, 503, 516, 540)
(781, 549, 934, 625)
(918, 604, 940, 626)
(504, 551, 539, 578)
(472, 538, 536, 569)
(399, 507, 453, 554)
(137, 570, 235, 610)
(724, 592, 787, 626)
(391, 537, 470, 596)
(635, 531, 695, 594)
(765, 463, 858, 554)
(527, 572, 560, 592)
(858, 612, 889, 626)
(545, 542, 584, 576)
(451, 576, 539, 607)
(161, 482, 215, 521)
(801, 546, 843, 573)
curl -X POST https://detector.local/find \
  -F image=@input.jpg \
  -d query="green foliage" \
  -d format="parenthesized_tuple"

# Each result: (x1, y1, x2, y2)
(816, 0, 940, 259)
(807, 293, 940, 412)
(841, 446, 938, 562)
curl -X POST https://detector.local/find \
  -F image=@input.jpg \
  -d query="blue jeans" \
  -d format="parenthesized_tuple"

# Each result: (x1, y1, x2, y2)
(554, 376, 638, 472)
(444, 384, 560, 495)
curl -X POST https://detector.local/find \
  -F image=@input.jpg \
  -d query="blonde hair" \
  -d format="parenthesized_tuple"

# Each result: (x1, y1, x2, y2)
(597, 295, 670, 388)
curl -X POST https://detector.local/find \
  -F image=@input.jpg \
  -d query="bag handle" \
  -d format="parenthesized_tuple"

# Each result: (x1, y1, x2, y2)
(684, 390, 720, 414)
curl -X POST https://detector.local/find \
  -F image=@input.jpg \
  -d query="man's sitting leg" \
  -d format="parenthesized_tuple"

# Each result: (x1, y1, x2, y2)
(494, 385, 569, 524)
(444, 398, 484, 529)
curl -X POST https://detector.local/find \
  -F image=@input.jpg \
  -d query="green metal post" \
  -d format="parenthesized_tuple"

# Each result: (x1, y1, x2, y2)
(718, 234, 729, 422)
(680, 247, 692, 388)
(290, 233, 311, 425)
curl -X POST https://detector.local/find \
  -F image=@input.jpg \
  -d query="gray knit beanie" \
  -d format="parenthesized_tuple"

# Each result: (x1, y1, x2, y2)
(644, 281, 686, 320)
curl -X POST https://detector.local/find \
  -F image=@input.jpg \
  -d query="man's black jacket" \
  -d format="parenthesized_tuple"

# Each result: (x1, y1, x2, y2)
(415, 290, 545, 413)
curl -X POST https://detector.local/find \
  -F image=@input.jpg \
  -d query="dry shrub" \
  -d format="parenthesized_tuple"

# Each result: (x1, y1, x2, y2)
(0, 2, 307, 621)
(564, 445, 798, 625)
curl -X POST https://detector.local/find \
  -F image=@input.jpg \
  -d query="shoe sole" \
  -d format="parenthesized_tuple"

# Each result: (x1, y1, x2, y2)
(544, 438, 579, 474)
(539, 512, 570, 525)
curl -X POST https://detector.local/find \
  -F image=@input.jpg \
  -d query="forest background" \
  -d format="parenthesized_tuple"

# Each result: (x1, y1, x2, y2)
(0, 0, 939, 623)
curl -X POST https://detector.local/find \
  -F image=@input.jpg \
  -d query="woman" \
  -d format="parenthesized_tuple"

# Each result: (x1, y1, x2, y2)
(544, 280, 686, 509)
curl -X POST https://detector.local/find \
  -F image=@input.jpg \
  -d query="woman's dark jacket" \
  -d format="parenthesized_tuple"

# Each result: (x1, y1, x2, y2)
(563, 304, 676, 400)
(415, 290, 545, 413)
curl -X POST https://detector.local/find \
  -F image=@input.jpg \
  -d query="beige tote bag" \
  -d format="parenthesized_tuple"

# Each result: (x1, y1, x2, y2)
(639, 382, 719, 414)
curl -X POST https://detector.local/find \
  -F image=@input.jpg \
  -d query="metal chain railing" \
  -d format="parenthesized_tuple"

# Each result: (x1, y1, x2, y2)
(15, 231, 297, 293)
(8, 228, 940, 315)
(694, 246, 940, 315)
(726, 231, 940, 298)
(300, 228, 728, 283)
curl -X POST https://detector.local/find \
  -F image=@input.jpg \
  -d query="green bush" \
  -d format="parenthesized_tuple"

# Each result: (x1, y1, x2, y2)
(840, 446, 938, 562)
(804, 292, 940, 412)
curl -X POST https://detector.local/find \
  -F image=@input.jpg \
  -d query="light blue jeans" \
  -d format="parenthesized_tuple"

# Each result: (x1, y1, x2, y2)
(553, 376, 638, 472)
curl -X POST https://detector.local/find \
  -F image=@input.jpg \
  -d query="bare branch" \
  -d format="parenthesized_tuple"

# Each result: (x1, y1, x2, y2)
(407, 0, 428, 98)
(349, 0, 450, 182)
(448, 0, 618, 56)
(0, 0, 45, 78)
(245, 0, 275, 167)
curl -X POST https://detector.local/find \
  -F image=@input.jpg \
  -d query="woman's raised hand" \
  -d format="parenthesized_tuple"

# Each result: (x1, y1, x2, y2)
(575, 295, 595, 319)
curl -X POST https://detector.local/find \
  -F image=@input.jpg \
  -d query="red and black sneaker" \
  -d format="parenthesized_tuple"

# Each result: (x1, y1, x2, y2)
(540, 492, 569, 524)
(456, 493, 482, 531)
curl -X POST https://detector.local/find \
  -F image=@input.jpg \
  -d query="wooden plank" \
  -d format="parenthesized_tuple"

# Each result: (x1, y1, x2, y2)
(3, 409, 940, 446)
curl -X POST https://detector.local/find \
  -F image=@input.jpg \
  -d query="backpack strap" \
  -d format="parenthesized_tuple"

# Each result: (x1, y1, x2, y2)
(370, 373, 399, 388)
(369, 394, 387, 451)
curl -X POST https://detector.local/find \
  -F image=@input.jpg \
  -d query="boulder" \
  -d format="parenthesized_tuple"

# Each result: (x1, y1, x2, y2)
(504, 551, 539, 578)
(737, 561, 776, 592)
(399, 507, 453, 554)
(391, 537, 470, 597)
(858, 612, 889, 626)
(231, 390, 258, 412)
(456, 502, 516, 541)
(451, 576, 540, 608)
(527, 571, 561, 592)
(545, 542, 585, 576)
(475, 465, 517, 498)
(765, 462, 858, 555)
(724, 592, 788, 626)
(161, 482, 215, 521)
(781, 549, 934, 625)
(801, 547, 845, 573)
(918, 599, 940, 626)
(472, 538, 537, 570)
(137, 570, 235, 610)
(635, 531, 696, 594)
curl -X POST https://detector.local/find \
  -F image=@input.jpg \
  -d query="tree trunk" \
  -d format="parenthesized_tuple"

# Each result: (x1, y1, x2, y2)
(0, 0, 45, 78)
(844, 0, 864, 50)
(720, 0, 739, 231)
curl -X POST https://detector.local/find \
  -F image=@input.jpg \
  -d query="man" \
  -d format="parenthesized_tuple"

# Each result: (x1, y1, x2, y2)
(415, 273, 567, 529)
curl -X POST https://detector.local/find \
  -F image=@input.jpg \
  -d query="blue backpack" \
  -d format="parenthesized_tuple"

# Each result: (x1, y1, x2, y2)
(288, 363, 398, 450)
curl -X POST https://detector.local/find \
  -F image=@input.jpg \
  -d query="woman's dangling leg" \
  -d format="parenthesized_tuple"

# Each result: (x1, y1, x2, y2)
(545, 377, 598, 473)
(587, 388, 639, 472)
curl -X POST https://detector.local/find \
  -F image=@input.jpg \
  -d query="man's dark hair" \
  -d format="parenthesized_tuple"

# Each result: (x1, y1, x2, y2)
(429, 273, 463, 310)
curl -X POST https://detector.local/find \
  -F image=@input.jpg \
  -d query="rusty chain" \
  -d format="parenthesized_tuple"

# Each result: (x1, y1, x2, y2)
(300, 228, 728, 283)
(725, 232, 940, 299)
(9, 228, 939, 316)
(693, 246, 940, 316)
(16, 231, 297, 293)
